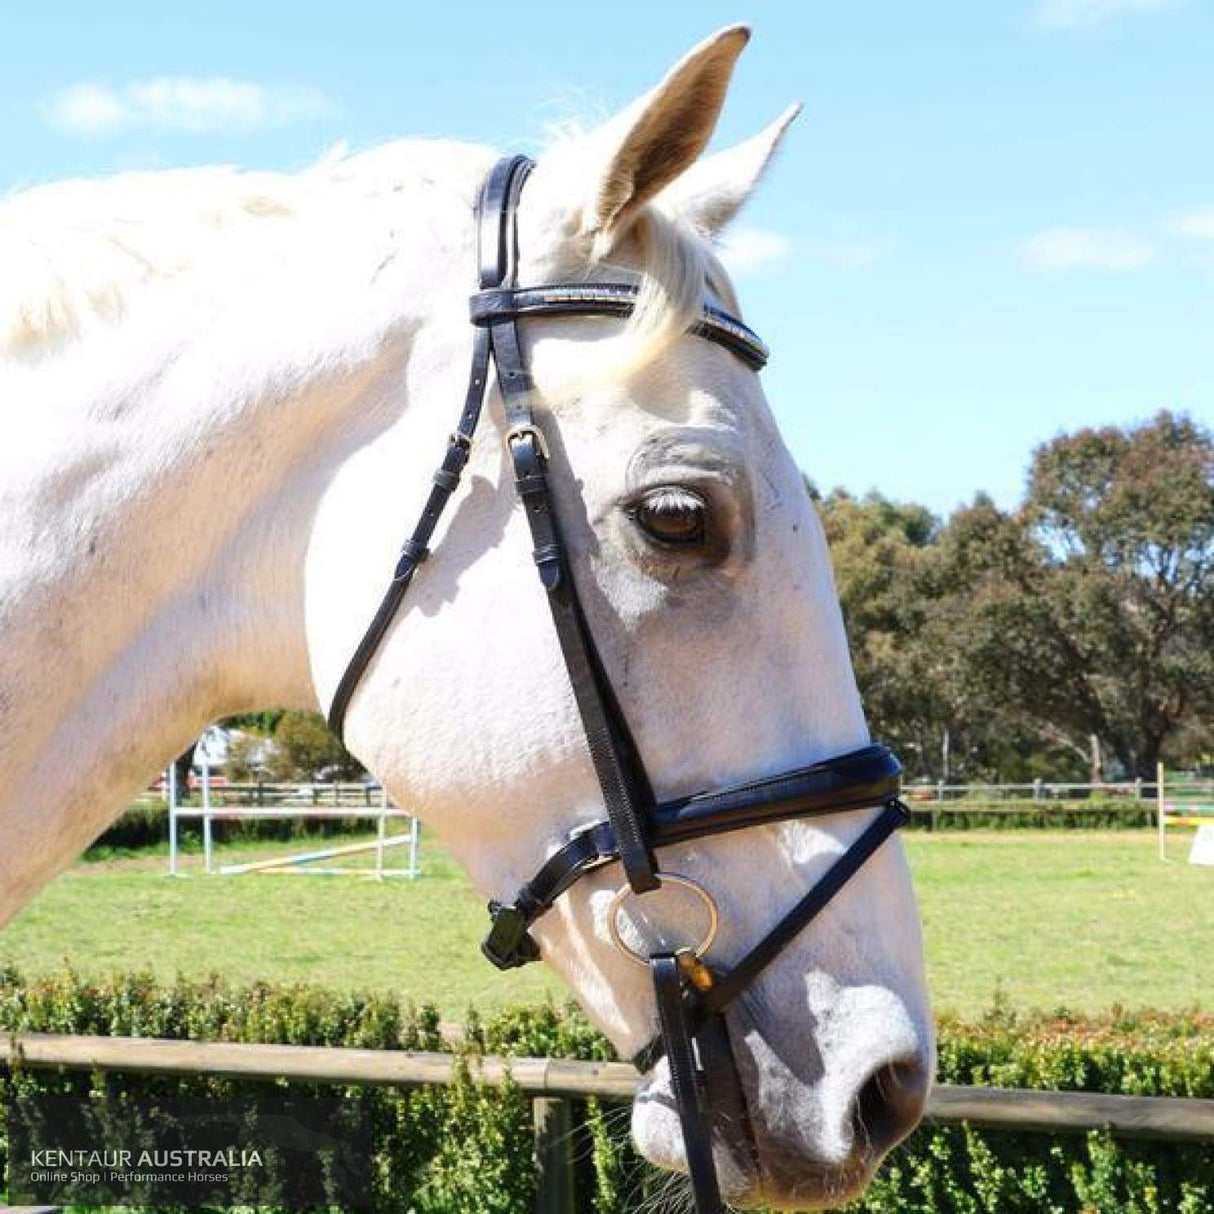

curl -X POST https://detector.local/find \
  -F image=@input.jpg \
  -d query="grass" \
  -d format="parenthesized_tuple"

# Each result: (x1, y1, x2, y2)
(0, 829, 1208, 1018)
(911, 829, 1211, 1013)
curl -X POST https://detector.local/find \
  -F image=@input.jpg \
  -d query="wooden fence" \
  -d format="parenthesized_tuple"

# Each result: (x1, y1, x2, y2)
(2, 1032, 1211, 1211)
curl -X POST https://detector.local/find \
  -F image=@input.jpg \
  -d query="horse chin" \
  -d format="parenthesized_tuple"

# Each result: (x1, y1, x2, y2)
(630, 1077, 759, 1208)
(630, 1001, 930, 1210)
(630, 1075, 878, 1212)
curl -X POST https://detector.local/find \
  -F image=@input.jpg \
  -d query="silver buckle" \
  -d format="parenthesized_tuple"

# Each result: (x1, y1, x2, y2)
(505, 423, 550, 460)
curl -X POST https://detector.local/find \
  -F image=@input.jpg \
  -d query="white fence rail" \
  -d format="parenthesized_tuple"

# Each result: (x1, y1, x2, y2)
(165, 762, 420, 879)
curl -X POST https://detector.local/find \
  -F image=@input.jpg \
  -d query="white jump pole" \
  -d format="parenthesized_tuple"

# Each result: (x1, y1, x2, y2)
(167, 762, 179, 877)
(220, 834, 415, 875)
(1157, 760, 1167, 862)
(408, 814, 420, 878)
(202, 758, 213, 875)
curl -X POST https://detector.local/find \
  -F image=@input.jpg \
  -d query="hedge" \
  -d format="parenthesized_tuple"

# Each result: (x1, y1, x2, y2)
(904, 795, 1158, 831)
(0, 969, 1209, 1212)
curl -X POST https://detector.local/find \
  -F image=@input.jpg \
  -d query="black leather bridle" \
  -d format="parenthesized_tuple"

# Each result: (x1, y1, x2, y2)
(328, 154, 911, 1213)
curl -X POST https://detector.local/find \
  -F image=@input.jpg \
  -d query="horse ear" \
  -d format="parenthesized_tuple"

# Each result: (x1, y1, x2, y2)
(540, 25, 750, 257)
(659, 104, 802, 236)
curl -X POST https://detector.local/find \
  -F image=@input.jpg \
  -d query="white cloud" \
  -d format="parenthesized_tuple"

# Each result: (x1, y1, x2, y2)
(716, 226, 793, 277)
(813, 236, 893, 271)
(46, 83, 131, 135)
(1018, 226, 1158, 271)
(1172, 206, 1214, 240)
(1033, 0, 1177, 28)
(46, 77, 332, 136)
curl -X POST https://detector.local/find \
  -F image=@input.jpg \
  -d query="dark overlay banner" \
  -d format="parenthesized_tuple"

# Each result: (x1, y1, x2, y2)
(7, 1091, 373, 1209)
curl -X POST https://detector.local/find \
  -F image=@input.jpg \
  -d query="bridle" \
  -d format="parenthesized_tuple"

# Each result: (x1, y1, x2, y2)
(328, 154, 910, 1213)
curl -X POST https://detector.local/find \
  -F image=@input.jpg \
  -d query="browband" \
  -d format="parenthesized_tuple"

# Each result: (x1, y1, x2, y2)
(469, 284, 769, 371)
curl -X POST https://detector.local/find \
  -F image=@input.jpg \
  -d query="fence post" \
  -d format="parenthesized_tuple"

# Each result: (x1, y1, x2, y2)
(1157, 761, 1167, 861)
(532, 1097, 576, 1214)
(167, 764, 179, 877)
(202, 760, 213, 875)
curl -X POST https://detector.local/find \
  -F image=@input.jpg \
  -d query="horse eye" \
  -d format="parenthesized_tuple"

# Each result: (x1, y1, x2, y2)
(630, 487, 708, 547)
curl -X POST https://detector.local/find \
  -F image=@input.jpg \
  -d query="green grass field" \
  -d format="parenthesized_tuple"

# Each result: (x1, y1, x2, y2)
(0, 830, 1208, 1017)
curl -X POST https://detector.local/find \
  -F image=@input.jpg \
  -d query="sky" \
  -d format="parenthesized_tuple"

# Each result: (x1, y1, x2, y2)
(3, 0, 1211, 517)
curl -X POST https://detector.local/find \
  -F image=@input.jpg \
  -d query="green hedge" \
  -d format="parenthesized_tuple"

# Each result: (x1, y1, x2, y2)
(905, 795, 1158, 831)
(89, 799, 171, 852)
(0, 969, 1209, 1212)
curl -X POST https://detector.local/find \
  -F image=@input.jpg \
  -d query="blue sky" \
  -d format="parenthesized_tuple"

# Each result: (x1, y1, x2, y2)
(4, 0, 1211, 516)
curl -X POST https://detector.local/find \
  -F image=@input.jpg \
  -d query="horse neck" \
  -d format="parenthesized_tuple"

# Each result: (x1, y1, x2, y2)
(0, 154, 474, 921)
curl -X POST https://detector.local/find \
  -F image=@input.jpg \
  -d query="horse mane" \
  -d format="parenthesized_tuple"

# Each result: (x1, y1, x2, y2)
(0, 137, 729, 368)
(0, 141, 485, 356)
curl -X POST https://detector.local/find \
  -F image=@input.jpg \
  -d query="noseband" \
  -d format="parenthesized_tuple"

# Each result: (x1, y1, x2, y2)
(329, 155, 910, 1213)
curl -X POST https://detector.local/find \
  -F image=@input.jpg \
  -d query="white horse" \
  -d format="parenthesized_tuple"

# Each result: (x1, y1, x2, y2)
(0, 25, 932, 1209)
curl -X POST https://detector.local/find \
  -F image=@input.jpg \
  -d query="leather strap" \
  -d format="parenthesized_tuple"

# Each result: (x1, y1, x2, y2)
(327, 389, 485, 740)
(325, 158, 529, 740)
(482, 744, 902, 969)
(470, 284, 768, 371)
(632, 797, 910, 1074)
(479, 160, 661, 897)
(651, 955, 724, 1214)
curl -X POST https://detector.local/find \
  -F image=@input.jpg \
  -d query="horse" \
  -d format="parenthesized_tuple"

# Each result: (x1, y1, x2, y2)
(0, 24, 932, 1209)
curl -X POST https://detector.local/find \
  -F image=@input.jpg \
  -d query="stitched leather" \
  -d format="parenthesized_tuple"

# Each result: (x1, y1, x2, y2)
(631, 798, 911, 1074)
(469, 284, 768, 371)
(652, 955, 724, 1214)
(328, 156, 773, 743)
(482, 162, 660, 897)
(480, 744, 901, 970)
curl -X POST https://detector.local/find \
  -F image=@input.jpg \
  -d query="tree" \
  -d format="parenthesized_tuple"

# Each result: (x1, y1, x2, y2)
(941, 411, 1213, 779)
(226, 732, 271, 782)
(819, 490, 959, 778)
(266, 711, 363, 782)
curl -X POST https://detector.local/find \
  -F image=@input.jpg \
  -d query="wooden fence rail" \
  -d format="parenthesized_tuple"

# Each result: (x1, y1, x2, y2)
(4, 1032, 1210, 1212)
(2, 1032, 1211, 1143)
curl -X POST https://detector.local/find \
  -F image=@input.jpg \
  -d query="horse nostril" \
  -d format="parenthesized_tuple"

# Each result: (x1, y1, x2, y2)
(851, 1055, 930, 1160)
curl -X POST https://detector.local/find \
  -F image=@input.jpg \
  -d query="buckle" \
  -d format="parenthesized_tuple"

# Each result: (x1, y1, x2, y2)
(505, 423, 550, 460)
(481, 902, 542, 970)
(675, 947, 716, 994)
